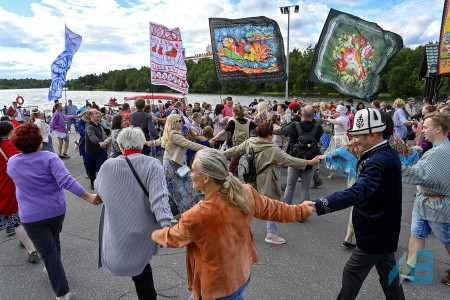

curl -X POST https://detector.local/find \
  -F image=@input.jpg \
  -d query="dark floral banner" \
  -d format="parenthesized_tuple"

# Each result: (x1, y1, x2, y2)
(209, 16, 286, 83)
(439, 0, 450, 74)
(309, 9, 403, 100)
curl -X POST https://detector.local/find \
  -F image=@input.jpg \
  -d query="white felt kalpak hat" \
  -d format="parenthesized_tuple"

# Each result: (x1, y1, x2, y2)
(349, 108, 386, 135)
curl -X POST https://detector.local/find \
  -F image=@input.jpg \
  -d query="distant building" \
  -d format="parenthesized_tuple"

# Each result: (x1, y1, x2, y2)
(184, 44, 213, 63)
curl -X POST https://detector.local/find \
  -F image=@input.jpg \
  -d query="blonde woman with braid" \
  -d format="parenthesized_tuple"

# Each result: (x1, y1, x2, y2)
(151, 114, 207, 213)
(152, 148, 316, 300)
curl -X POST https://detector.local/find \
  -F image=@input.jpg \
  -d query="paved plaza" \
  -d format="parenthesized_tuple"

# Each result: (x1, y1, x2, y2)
(0, 134, 448, 299)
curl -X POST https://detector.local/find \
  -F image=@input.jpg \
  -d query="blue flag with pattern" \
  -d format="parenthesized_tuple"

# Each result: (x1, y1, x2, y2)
(48, 25, 82, 100)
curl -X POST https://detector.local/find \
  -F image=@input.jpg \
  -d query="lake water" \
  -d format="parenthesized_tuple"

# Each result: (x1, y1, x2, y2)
(0, 88, 379, 112)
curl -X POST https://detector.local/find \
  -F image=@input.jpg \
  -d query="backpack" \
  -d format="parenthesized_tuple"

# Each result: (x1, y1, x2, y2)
(291, 122, 319, 162)
(233, 119, 250, 147)
(237, 147, 271, 183)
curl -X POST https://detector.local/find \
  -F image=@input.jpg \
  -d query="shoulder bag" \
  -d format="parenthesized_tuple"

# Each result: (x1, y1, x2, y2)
(124, 156, 179, 216)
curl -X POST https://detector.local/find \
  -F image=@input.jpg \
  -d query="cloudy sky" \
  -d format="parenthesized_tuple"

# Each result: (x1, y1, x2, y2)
(0, 0, 444, 79)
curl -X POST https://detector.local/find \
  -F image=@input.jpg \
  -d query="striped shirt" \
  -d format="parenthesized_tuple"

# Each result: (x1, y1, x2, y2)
(95, 153, 172, 276)
(402, 139, 450, 223)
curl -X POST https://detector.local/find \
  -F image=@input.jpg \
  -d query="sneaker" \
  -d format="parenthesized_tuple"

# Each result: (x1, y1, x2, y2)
(342, 241, 355, 249)
(85, 174, 89, 179)
(27, 251, 39, 263)
(297, 177, 302, 182)
(5, 227, 15, 236)
(62, 154, 70, 159)
(399, 264, 415, 281)
(442, 269, 450, 286)
(265, 234, 286, 244)
(56, 291, 72, 300)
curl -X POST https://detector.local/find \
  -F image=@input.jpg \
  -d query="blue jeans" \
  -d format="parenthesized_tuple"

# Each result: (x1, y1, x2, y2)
(188, 275, 250, 300)
(67, 118, 76, 132)
(22, 214, 69, 297)
(411, 211, 450, 246)
(86, 150, 106, 184)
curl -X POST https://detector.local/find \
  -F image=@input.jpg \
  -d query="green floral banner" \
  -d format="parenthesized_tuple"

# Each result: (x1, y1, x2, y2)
(309, 9, 403, 100)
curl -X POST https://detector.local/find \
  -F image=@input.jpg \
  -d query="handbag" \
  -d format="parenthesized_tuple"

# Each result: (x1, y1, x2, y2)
(124, 156, 180, 216)
(74, 137, 84, 152)
(166, 147, 190, 178)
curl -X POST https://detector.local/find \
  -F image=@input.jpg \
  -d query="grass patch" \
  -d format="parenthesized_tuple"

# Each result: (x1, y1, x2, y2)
(262, 92, 285, 97)
(378, 93, 392, 98)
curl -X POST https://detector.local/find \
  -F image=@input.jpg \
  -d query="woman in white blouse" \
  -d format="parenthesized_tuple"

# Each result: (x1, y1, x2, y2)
(323, 105, 350, 179)
(32, 111, 54, 152)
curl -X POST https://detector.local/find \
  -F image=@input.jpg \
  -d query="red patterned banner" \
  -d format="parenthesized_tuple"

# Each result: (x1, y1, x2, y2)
(439, 0, 450, 74)
(150, 22, 189, 94)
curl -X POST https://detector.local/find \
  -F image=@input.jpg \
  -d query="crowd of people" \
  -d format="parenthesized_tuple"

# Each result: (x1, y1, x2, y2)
(0, 94, 449, 300)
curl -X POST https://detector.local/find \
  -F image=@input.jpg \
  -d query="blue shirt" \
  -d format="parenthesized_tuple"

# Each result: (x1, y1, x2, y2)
(64, 104, 78, 115)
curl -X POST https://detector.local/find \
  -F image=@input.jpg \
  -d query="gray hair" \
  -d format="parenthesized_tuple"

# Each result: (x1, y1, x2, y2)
(117, 127, 145, 150)
(301, 105, 315, 118)
(195, 149, 249, 215)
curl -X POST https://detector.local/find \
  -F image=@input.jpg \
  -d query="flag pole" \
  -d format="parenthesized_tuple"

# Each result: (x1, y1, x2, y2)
(149, 22, 154, 109)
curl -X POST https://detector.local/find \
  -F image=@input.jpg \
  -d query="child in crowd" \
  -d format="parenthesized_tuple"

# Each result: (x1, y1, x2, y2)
(200, 110, 213, 129)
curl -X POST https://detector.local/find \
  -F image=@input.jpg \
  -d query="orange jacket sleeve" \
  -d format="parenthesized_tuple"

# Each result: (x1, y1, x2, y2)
(151, 218, 193, 248)
(247, 185, 311, 222)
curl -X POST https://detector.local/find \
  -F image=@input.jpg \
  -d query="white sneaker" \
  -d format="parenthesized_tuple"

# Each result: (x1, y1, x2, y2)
(56, 291, 72, 300)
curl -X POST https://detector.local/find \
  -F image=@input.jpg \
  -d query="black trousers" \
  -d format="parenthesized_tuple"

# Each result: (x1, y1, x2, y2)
(132, 263, 157, 300)
(23, 214, 69, 297)
(337, 247, 405, 300)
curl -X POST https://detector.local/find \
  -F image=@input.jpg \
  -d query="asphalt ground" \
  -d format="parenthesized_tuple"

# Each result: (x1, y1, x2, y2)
(0, 133, 448, 300)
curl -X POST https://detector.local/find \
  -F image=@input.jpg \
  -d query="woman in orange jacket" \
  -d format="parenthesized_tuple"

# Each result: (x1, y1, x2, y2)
(151, 148, 316, 300)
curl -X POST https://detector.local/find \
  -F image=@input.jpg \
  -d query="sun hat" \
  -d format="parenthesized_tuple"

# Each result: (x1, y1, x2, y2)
(204, 110, 211, 114)
(313, 102, 320, 107)
(349, 108, 386, 135)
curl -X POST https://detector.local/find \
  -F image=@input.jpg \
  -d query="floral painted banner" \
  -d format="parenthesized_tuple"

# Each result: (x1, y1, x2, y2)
(209, 16, 286, 83)
(150, 22, 189, 94)
(309, 9, 403, 100)
(439, 0, 450, 74)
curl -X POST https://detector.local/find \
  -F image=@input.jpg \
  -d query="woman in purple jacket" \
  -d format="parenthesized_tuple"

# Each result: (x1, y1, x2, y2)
(7, 123, 101, 300)
(50, 103, 77, 159)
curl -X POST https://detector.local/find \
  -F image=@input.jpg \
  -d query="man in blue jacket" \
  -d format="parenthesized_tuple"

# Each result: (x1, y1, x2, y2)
(313, 108, 405, 300)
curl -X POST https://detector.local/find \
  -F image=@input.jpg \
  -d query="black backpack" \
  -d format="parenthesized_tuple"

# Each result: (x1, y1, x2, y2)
(237, 147, 271, 183)
(291, 123, 319, 162)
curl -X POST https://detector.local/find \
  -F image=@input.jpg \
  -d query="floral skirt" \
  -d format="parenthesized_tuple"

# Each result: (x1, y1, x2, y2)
(0, 211, 20, 230)
(163, 159, 200, 214)
(325, 134, 349, 154)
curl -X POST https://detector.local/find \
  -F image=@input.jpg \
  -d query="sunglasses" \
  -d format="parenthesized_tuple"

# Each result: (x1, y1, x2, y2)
(175, 120, 183, 123)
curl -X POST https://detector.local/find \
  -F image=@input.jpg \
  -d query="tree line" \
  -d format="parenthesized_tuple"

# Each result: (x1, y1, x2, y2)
(3, 44, 449, 99)
(0, 78, 52, 90)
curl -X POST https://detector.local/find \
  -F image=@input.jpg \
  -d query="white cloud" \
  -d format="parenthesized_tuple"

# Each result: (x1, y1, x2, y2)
(0, 0, 444, 79)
